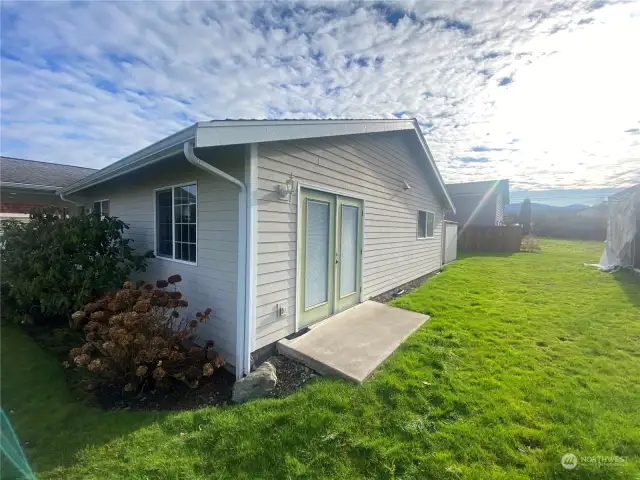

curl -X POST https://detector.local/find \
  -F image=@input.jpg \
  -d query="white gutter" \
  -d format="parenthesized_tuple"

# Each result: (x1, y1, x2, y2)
(3, 182, 61, 191)
(183, 141, 249, 379)
(60, 125, 197, 196)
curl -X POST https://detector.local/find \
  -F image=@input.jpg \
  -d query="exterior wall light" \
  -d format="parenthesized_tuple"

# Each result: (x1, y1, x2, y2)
(277, 173, 296, 201)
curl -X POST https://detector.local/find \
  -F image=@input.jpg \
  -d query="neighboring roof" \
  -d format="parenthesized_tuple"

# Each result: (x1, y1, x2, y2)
(446, 179, 510, 205)
(0, 156, 97, 191)
(60, 119, 456, 212)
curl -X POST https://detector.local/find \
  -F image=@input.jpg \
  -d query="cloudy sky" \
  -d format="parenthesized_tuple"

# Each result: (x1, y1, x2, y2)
(1, 0, 638, 190)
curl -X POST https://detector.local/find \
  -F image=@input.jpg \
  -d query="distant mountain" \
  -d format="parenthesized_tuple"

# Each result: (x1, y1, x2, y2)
(504, 202, 589, 214)
(510, 188, 622, 207)
(563, 204, 591, 211)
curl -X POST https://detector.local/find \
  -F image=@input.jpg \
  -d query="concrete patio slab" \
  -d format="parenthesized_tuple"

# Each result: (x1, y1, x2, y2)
(276, 301, 429, 383)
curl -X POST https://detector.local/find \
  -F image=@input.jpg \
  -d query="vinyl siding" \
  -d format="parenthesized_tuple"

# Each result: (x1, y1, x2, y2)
(255, 131, 445, 350)
(496, 192, 504, 225)
(447, 193, 498, 226)
(69, 148, 245, 363)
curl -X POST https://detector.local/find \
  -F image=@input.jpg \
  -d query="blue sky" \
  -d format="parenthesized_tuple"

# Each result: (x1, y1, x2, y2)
(1, 0, 639, 190)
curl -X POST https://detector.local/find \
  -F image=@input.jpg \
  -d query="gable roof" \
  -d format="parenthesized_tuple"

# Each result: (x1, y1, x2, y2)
(446, 179, 510, 204)
(59, 119, 455, 211)
(0, 156, 97, 191)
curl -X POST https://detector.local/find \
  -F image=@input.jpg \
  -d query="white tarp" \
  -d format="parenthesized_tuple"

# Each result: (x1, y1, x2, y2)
(589, 187, 638, 271)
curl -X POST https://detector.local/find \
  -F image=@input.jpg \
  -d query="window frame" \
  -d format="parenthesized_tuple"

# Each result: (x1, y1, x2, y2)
(93, 199, 110, 218)
(417, 209, 435, 239)
(153, 181, 198, 266)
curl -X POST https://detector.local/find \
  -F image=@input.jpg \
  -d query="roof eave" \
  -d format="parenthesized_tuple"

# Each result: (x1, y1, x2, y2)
(59, 124, 197, 195)
(60, 120, 415, 195)
(410, 120, 456, 214)
(58, 119, 454, 214)
(194, 118, 415, 148)
(1, 182, 60, 192)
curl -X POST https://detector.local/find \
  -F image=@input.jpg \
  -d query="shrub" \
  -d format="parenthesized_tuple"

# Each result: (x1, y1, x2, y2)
(67, 276, 223, 393)
(1, 208, 152, 325)
(1, 282, 24, 323)
(521, 235, 541, 253)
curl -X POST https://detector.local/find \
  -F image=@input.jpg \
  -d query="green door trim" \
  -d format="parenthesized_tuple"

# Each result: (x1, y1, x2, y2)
(298, 189, 336, 327)
(296, 185, 364, 330)
(335, 197, 364, 313)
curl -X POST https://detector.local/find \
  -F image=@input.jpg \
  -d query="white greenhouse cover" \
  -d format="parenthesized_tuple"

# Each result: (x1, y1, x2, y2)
(589, 187, 638, 272)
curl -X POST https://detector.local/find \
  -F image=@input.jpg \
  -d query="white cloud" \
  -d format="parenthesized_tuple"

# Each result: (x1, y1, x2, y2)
(1, 0, 638, 190)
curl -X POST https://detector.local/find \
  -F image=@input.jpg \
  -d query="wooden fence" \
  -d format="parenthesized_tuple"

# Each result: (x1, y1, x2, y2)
(458, 225, 523, 253)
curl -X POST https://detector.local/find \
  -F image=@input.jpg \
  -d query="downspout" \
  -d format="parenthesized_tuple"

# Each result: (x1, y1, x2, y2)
(59, 192, 83, 215)
(183, 141, 249, 379)
(440, 213, 446, 269)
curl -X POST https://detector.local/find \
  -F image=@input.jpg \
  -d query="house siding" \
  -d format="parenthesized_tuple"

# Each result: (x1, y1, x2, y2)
(495, 192, 504, 225)
(254, 131, 444, 351)
(69, 148, 245, 363)
(448, 194, 498, 226)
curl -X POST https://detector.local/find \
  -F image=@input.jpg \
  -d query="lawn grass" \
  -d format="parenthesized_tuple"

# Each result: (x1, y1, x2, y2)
(2, 239, 639, 479)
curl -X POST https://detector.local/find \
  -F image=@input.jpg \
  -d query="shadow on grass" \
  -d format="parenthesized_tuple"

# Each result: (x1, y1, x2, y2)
(0, 326, 169, 474)
(613, 269, 640, 309)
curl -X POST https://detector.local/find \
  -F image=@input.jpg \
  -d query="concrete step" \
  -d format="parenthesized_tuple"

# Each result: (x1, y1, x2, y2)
(277, 301, 428, 383)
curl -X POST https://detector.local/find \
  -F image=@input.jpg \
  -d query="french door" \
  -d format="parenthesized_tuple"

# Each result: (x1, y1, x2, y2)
(299, 188, 364, 327)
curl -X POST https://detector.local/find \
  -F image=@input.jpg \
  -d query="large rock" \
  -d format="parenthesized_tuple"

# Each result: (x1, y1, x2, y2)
(231, 361, 277, 403)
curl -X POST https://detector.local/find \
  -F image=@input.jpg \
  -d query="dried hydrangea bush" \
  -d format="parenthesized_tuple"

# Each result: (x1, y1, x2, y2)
(521, 235, 542, 253)
(67, 274, 224, 393)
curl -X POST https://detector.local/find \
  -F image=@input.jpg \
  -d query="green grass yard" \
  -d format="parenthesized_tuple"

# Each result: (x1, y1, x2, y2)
(2, 239, 639, 479)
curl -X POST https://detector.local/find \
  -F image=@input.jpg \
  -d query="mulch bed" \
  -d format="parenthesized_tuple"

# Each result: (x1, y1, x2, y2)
(93, 368, 236, 411)
(21, 323, 318, 411)
(87, 355, 317, 411)
(19, 323, 236, 411)
(265, 355, 318, 398)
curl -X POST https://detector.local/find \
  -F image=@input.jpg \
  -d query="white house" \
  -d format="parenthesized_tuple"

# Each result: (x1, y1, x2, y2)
(59, 119, 455, 378)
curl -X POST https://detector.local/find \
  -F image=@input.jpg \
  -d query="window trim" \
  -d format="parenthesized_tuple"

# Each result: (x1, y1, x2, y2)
(153, 181, 198, 266)
(417, 209, 435, 239)
(93, 199, 110, 218)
